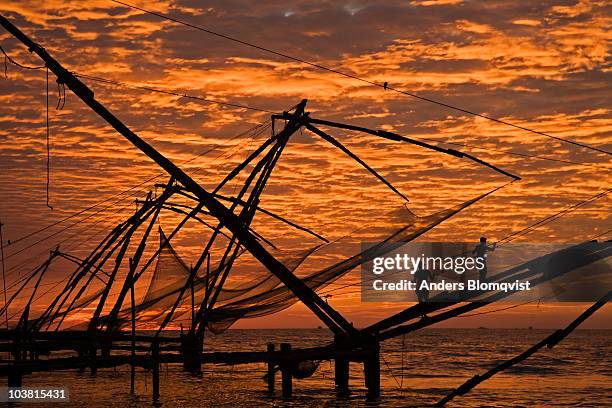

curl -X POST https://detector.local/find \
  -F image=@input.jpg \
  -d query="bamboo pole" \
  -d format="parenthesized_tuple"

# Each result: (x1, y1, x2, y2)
(438, 290, 612, 406)
(0, 219, 9, 329)
(152, 338, 160, 402)
(129, 258, 136, 394)
(305, 116, 520, 180)
(267, 343, 275, 393)
(280, 343, 292, 399)
(301, 121, 409, 202)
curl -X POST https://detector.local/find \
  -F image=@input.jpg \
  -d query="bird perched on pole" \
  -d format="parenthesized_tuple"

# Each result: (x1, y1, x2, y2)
(383, 81, 388, 90)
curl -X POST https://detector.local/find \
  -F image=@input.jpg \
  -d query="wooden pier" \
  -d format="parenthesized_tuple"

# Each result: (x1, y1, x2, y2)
(0, 329, 382, 401)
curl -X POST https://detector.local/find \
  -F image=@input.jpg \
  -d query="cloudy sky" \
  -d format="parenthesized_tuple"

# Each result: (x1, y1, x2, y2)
(0, 0, 610, 329)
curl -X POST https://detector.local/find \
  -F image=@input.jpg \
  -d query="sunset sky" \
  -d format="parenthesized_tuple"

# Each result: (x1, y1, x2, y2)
(0, 0, 610, 330)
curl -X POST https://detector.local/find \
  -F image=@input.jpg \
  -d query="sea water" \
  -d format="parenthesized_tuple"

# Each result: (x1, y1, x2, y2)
(9, 329, 611, 407)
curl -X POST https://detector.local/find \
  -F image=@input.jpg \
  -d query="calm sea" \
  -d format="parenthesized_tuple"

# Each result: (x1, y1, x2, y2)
(12, 329, 611, 407)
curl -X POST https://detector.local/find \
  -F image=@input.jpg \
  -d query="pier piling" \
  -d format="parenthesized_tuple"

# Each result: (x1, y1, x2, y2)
(280, 343, 292, 399)
(364, 341, 380, 401)
(152, 339, 160, 402)
(334, 335, 350, 398)
(181, 333, 202, 374)
(334, 355, 350, 398)
(7, 368, 22, 387)
(89, 343, 97, 377)
(266, 343, 275, 393)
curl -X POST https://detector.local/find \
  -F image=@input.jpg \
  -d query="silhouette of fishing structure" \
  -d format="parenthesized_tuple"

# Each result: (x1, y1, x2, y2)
(0, 13, 610, 405)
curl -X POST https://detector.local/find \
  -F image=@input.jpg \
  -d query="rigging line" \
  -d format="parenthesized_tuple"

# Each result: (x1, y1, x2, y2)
(305, 117, 520, 180)
(400, 334, 405, 389)
(380, 351, 402, 389)
(1, 42, 273, 114)
(5, 274, 75, 323)
(73, 72, 277, 114)
(591, 227, 612, 240)
(416, 136, 609, 169)
(305, 122, 411, 201)
(230, 121, 260, 196)
(55, 80, 66, 110)
(0, 44, 45, 70)
(309, 181, 516, 291)
(191, 122, 271, 182)
(56, 80, 61, 109)
(5, 279, 66, 297)
(7, 181, 150, 248)
(2, 196, 135, 279)
(6, 121, 269, 247)
(497, 187, 612, 245)
(45, 67, 52, 210)
(457, 297, 542, 317)
(110, 0, 612, 157)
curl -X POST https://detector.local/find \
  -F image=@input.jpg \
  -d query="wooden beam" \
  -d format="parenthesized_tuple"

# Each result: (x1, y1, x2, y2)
(306, 117, 520, 180)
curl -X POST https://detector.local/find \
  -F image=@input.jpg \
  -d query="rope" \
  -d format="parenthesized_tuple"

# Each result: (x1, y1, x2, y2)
(0, 43, 275, 114)
(2, 119, 270, 286)
(380, 350, 402, 388)
(55, 80, 66, 110)
(418, 136, 609, 169)
(456, 298, 541, 317)
(4, 43, 602, 171)
(0, 45, 45, 70)
(73, 73, 277, 114)
(45, 67, 53, 209)
(497, 188, 612, 245)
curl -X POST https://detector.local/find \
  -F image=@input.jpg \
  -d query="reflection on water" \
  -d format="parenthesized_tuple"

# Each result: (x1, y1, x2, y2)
(11, 329, 611, 407)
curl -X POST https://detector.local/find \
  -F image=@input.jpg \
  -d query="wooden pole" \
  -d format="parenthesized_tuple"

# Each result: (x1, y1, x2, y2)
(334, 355, 349, 398)
(129, 258, 136, 394)
(8, 334, 22, 386)
(280, 343, 292, 399)
(438, 290, 612, 406)
(7, 368, 22, 387)
(305, 117, 520, 180)
(152, 338, 160, 402)
(334, 356, 350, 398)
(266, 343, 275, 393)
(89, 332, 97, 377)
(364, 340, 380, 401)
(190, 265, 195, 330)
(105, 190, 170, 332)
(0, 219, 8, 329)
(334, 335, 350, 398)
